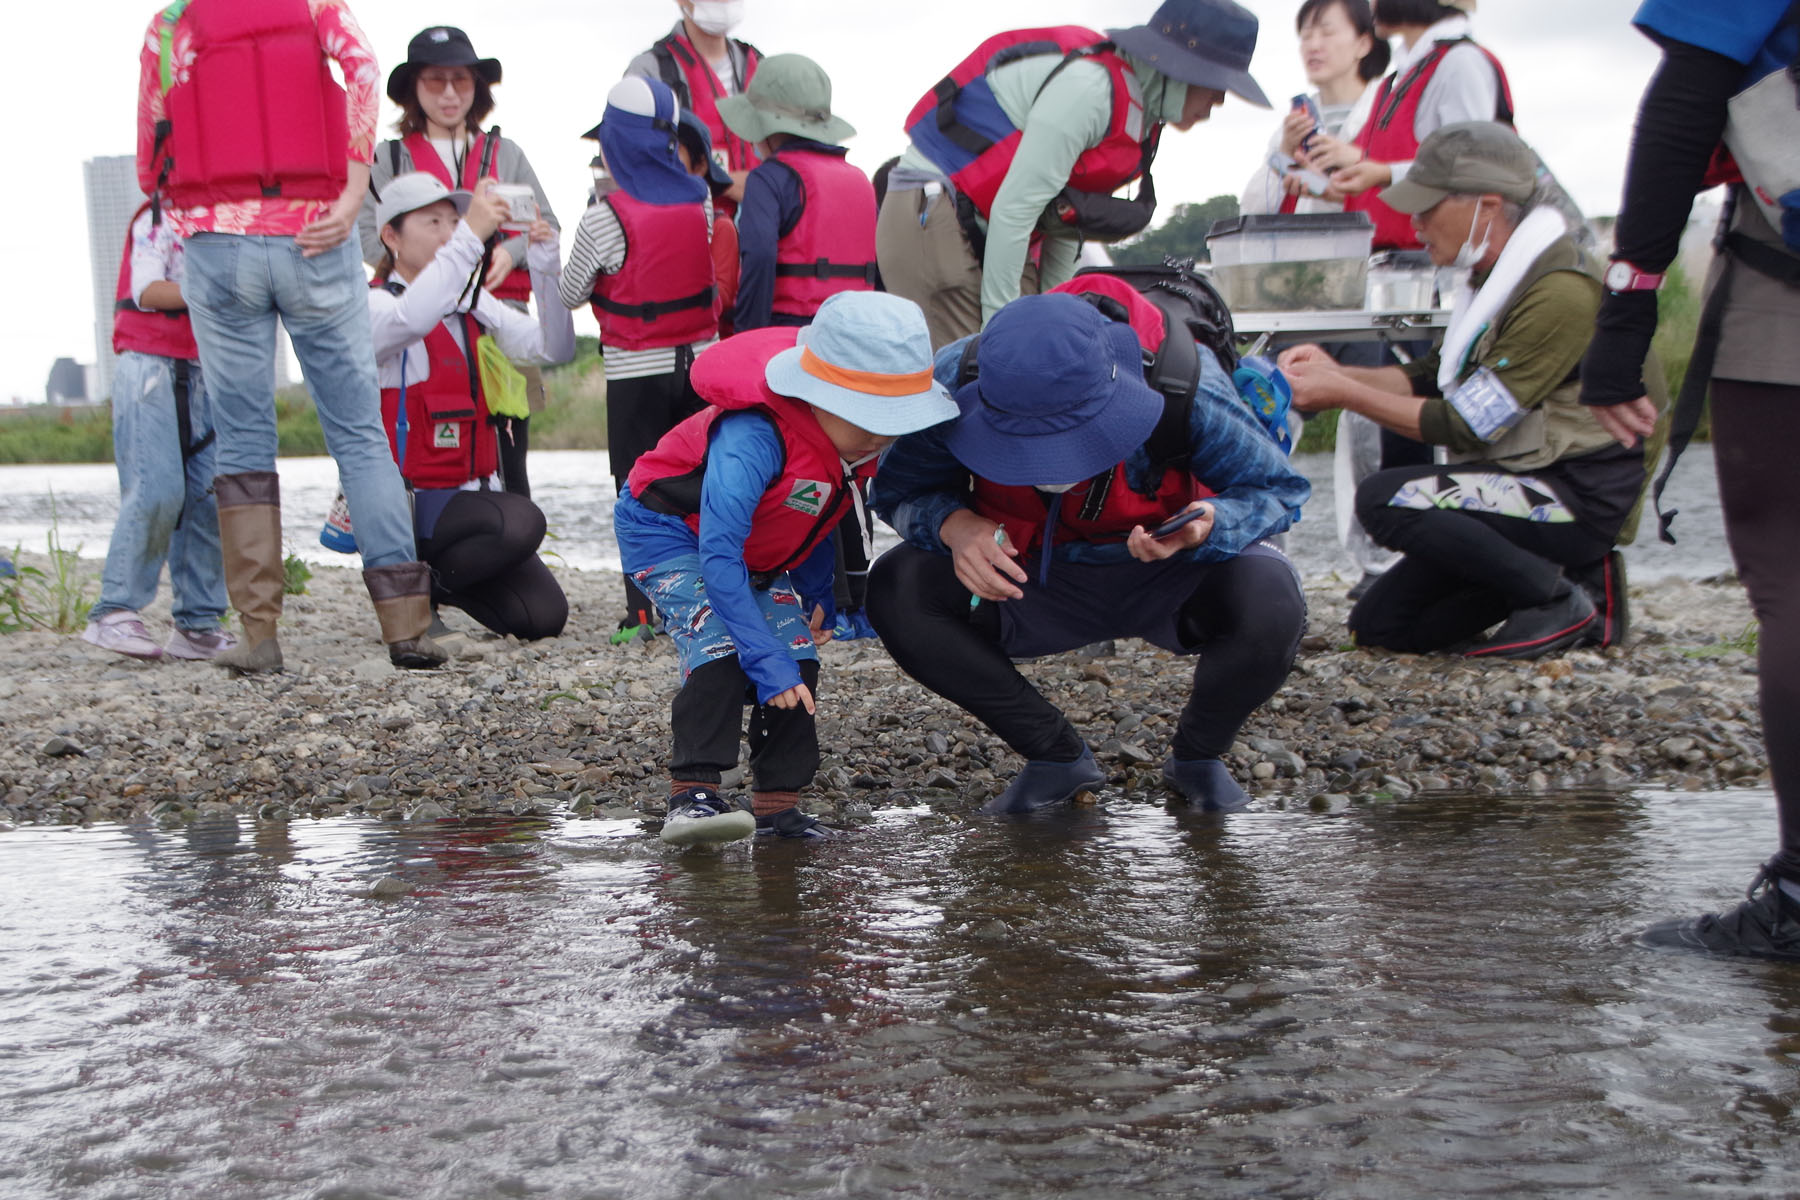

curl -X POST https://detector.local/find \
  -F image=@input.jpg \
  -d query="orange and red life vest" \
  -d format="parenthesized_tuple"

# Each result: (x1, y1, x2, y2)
(768, 147, 879, 318)
(905, 26, 1156, 220)
(112, 203, 199, 361)
(589, 190, 719, 351)
(1345, 38, 1514, 251)
(147, 0, 349, 208)
(378, 306, 498, 491)
(651, 29, 762, 177)
(627, 328, 872, 578)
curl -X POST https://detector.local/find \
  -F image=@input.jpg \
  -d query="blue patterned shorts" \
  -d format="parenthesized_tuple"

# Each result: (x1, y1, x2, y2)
(631, 554, 820, 681)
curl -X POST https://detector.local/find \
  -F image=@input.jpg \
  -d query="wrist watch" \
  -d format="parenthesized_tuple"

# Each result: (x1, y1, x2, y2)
(1603, 260, 1665, 293)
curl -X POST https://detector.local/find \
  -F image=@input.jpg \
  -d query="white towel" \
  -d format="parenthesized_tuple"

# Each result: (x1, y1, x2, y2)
(1437, 205, 1567, 394)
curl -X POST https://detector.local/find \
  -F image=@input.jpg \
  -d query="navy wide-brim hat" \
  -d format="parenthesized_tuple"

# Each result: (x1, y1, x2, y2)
(387, 26, 502, 105)
(1109, 0, 1271, 109)
(947, 294, 1165, 487)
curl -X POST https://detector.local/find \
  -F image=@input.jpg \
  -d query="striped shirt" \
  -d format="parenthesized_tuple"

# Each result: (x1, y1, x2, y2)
(559, 194, 716, 381)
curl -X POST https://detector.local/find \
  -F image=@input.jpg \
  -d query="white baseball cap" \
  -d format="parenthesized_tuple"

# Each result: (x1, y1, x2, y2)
(375, 172, 472, 228)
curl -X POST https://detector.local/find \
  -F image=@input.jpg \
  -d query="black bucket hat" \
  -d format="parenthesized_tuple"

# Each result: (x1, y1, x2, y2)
(1109, 0, 1271, 109)
(386, 27, 502, 105)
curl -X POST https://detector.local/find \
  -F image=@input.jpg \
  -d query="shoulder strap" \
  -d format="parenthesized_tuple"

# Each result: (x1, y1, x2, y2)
(652, 37, 693, 108)
(1143, 390, 1191, 479)
(955, 335, 982, 390)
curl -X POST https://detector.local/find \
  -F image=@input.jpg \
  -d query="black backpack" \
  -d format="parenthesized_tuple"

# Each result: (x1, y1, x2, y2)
(954, 260, 1237, 482)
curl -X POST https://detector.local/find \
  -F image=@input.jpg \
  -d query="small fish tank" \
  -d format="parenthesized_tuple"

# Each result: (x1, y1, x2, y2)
(1205, 212, 1375, 311)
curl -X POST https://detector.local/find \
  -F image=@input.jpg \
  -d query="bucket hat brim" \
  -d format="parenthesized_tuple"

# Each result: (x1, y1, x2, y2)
(765, 339, 957, 439)
(716, 94, 855, 146)
(386, 57, 502, 106)
(945, 321, 1166, 487)
(1107, 26, 1271, 108)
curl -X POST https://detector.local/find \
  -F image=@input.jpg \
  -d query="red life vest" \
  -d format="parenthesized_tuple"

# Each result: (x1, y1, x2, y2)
(651, 30, 762, 176)
(112, 203, 198, 360)
(905, 27, 1156, 220)
(768, 147, 879, 318)
(1345, 38, 1514, 250)
(972, 465, 1207, 557)
(395, 132, 532, 303)
(589, 190, 719, 351)
(627, 328, 872, 578)
(378, 301, 498, 490)
(148, 0, 349, 208)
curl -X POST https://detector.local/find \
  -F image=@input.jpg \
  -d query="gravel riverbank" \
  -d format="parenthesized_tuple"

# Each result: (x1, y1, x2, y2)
(0, 556, 1768, 828)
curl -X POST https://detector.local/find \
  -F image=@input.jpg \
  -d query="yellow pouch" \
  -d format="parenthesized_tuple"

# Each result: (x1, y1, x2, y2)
(475, 334, 531, 420)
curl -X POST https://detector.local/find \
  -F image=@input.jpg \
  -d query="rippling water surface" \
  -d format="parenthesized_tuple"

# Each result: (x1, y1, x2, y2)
(4, 789, 1799, 1198)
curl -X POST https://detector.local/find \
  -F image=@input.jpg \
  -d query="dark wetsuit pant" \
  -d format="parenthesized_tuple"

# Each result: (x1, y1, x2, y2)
(1712, 382, 1800, 859)
(607, 363, 705, 625)
(419, 490, 567, 640)
(670, 658, 820, 792)
(1348, 462, 1616, 652)
(866, 542, 1305, 763)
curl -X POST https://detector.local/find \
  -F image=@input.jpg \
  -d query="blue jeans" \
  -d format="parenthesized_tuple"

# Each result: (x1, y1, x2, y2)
(90, 351, 227, 630)
(181, 234, 416, 568)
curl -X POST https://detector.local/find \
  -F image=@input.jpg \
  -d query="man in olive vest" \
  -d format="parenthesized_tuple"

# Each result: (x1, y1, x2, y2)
(1279, 122, 1653, 660)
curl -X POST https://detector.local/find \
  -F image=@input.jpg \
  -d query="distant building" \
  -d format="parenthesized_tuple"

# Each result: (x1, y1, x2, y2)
(46, 358, 88, 405)
(83, 155, 147, 402)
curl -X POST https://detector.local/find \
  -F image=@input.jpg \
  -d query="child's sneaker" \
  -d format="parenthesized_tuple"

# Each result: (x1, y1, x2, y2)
(610, 618, 657, 647)
(660, 786, 756, 846)
(82, 611, 164, 660)
(755, 807, 834, 839)
(164, 626, 239, 661)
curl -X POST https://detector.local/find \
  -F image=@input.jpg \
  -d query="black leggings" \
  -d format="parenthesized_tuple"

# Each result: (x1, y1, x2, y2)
(1349, 463, 1615, 652)
(607, 366, 705, 624)
(1711, 381, 1800, 855)
(418, 490, 567, 640)
(867, 544, 1304, 763)
(670, 657, 820, 792)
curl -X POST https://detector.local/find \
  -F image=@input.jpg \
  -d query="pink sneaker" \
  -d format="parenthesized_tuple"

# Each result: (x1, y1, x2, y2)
(164, 626, 239, 661)
(81, 611, 164, 660)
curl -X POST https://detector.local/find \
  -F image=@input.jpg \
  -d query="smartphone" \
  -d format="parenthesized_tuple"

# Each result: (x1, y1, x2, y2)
(1292, 93, 1322, 152)
(1150, 506, 1210, 540)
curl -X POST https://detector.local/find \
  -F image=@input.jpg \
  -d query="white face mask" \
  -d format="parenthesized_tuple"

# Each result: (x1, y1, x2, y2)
(1451, 200, 1492, 271)
(1036, 482, 1081, 494)
(688, 0, 744, 35)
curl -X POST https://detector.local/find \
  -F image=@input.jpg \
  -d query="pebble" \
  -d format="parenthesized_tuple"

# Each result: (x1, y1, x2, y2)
(0, 562, 1771, 827)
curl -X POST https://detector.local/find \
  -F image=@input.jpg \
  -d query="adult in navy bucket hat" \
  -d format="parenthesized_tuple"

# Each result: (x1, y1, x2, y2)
(867, 294, 1311, 816)
(878, 0, 1270, 351)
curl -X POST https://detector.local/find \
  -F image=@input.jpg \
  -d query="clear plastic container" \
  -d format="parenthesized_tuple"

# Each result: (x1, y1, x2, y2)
(1365, 249, 1437, 311)
(1205, 212, 1374, 311)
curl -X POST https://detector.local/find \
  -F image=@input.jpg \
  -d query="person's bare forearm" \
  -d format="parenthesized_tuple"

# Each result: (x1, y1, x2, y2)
(1336, 376, 1426, 442)
(137, 281, 185, 312)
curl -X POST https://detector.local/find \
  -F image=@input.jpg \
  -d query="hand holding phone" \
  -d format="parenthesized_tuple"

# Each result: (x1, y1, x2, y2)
(1151, 505, 1211, 539)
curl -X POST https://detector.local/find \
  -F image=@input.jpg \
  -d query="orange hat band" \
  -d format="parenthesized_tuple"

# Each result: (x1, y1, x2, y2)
(799, 346, 932, 397)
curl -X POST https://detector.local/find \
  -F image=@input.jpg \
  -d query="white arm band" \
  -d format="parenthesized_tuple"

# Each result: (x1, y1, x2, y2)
(1447, 365, 1528, 444)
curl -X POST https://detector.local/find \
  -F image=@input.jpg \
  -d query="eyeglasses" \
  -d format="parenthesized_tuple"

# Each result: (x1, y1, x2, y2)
(419, 69, 475, 93)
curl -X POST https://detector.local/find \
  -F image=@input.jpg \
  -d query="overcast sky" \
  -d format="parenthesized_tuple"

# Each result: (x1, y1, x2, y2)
(13, 0, 1665, 404)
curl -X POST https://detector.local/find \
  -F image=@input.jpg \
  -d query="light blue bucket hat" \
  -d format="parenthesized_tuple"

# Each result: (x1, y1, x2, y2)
(764, 293, 959, 436)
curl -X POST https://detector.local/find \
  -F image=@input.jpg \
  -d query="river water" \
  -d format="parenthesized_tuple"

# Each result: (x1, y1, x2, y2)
(0, 445, 1736, 582)
(3, 789, 1797, 1198)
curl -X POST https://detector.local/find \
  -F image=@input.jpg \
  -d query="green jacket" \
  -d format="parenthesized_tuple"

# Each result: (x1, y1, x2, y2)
(1411, 236, 1623, 473)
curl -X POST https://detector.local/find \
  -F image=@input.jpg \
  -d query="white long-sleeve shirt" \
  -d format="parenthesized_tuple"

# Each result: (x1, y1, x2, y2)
(368, 222, 575, 389)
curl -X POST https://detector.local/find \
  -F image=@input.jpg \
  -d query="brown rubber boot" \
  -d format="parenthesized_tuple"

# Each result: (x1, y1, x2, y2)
(211, 471, 285, 675)
(363, 561, 449, 670)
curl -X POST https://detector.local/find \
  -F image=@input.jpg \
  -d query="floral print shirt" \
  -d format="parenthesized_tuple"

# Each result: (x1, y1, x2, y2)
(135, 0, 379, 237)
